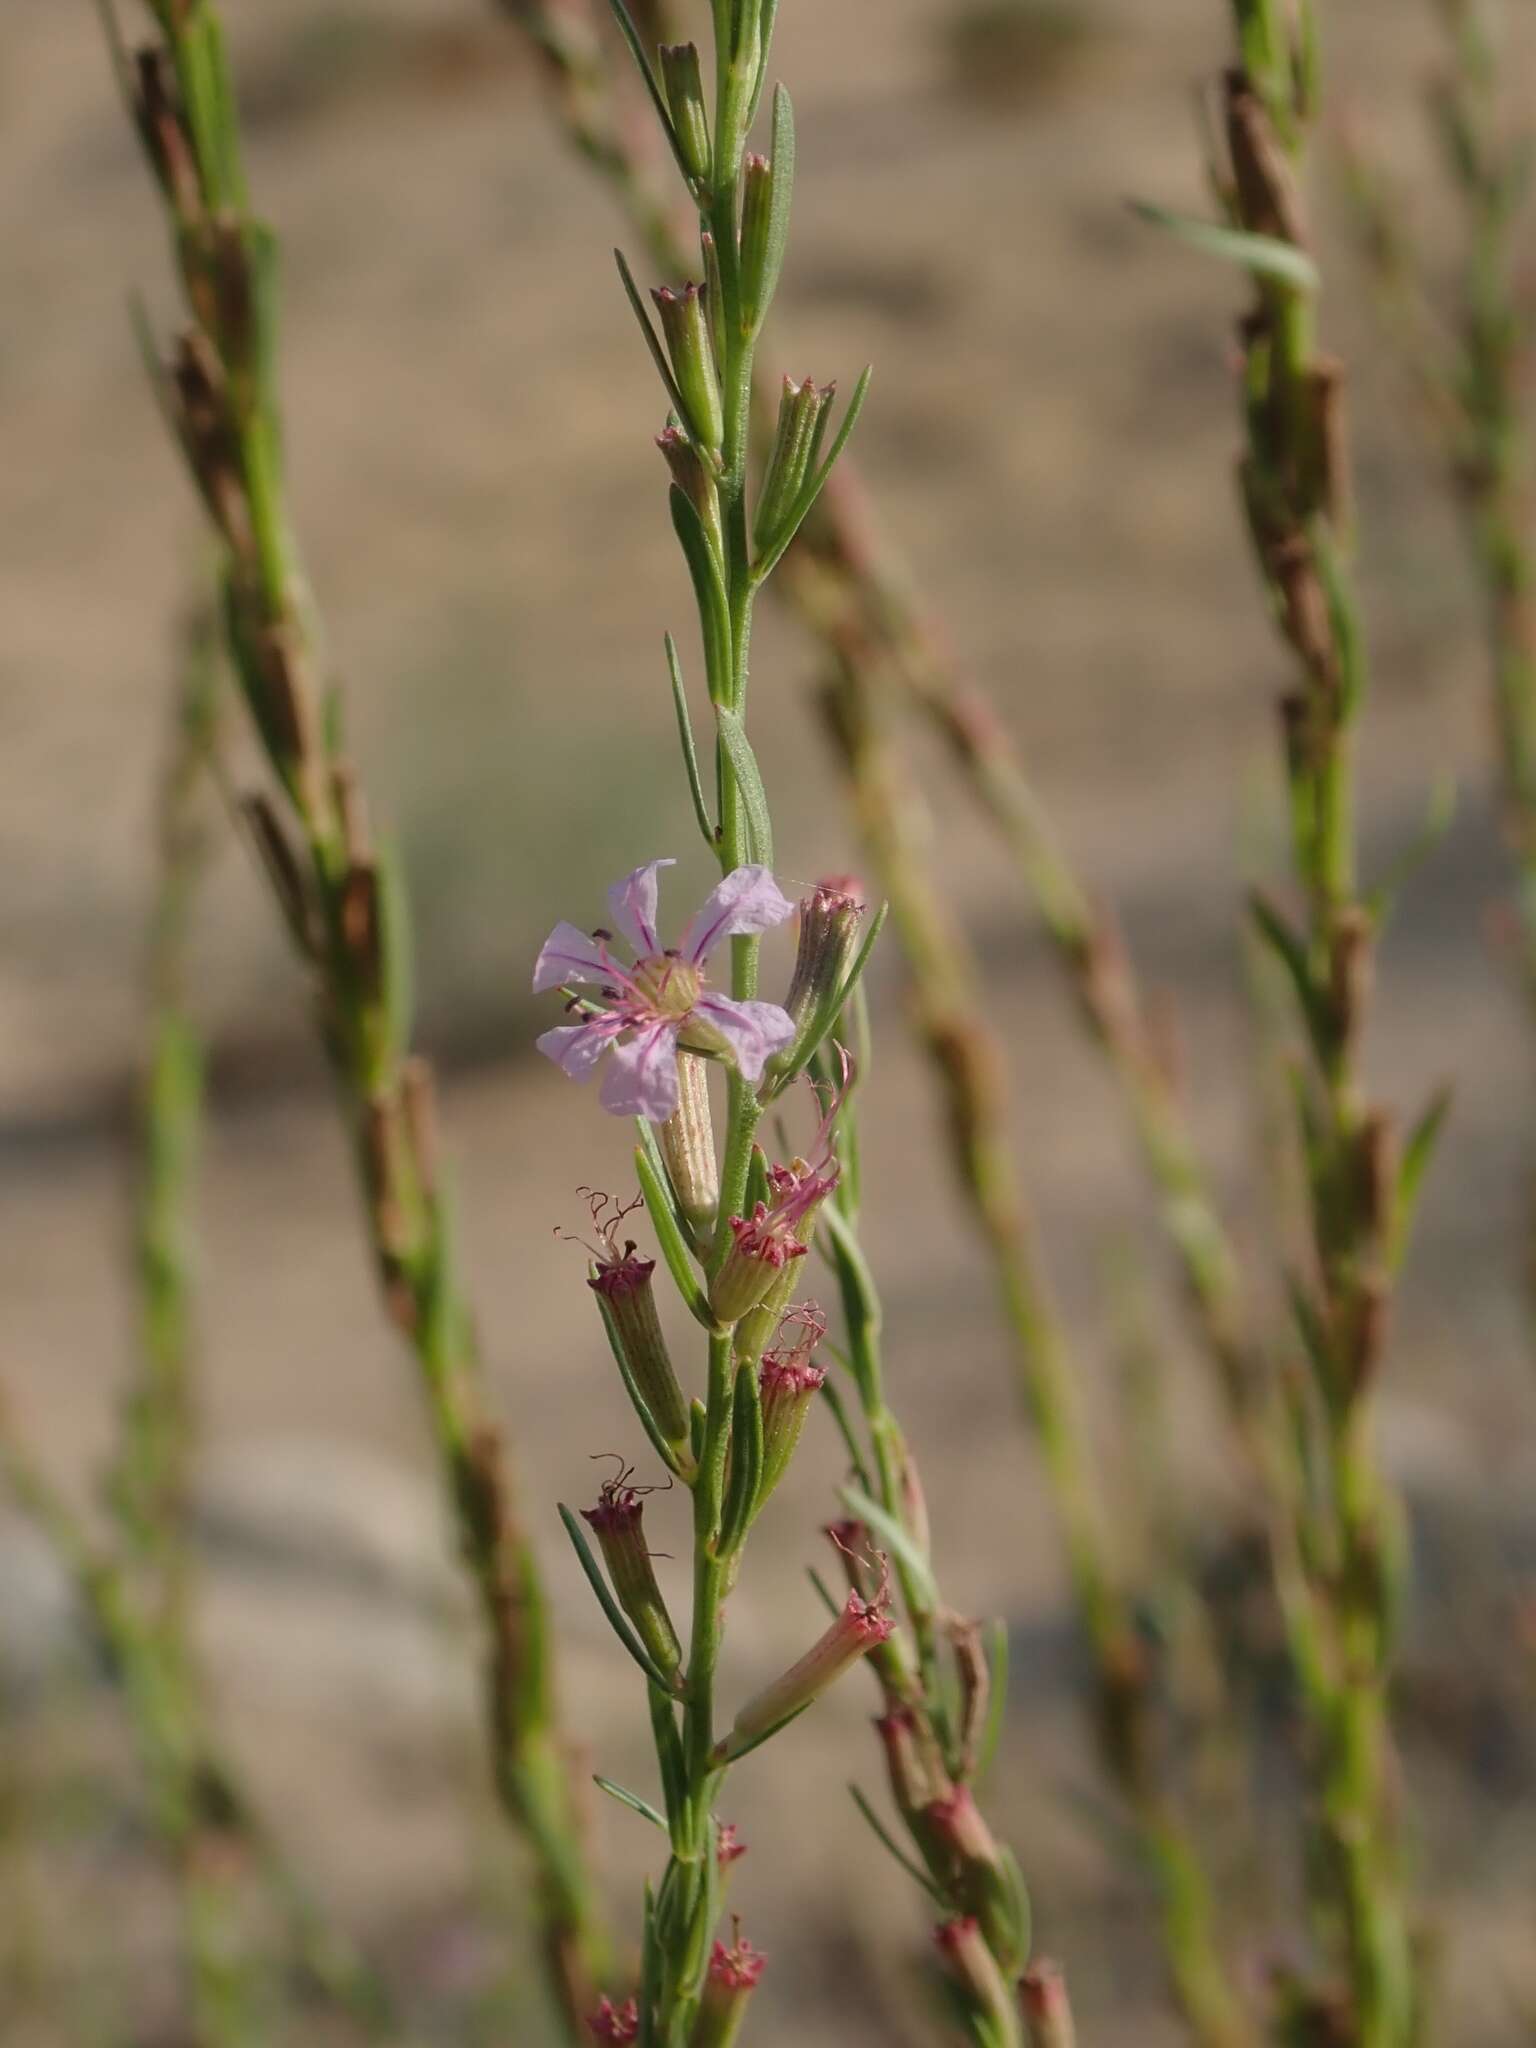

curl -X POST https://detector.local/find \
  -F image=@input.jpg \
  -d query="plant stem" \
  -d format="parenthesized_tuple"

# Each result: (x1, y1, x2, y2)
(96, 4, 604, 2032)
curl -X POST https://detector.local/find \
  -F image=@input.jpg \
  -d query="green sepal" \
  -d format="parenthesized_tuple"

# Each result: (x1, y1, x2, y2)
(174, 5, 247, 214)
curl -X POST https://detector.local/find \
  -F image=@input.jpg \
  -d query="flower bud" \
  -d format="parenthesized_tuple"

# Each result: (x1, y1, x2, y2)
(926, 1788, 1022, 1970)
(714, 1154, 837, 1332)
(752, 375, 834, 552)
(934, 1918, 1022, 2048)
(658, 1050, 720, 1235)
(693, 1926, 765, 2048)
(738, 151, 781, 334)
(659, 42, 711, 186)
(716, 1822, 747, 1869)
(874, 1706, 946, 1830)
(590, 1248, 692, 1461)
(651, 283, 723, 451)
(770, 877, 866, 1081)
(721, 1573, 893, 1759)
(657, 423, 723, 562)
(1020, 1961, 1076, 2048)
(588, 1996, 639, 2043)
(756, 1306, 828, 1506)
(582, 1476, 682, 1682)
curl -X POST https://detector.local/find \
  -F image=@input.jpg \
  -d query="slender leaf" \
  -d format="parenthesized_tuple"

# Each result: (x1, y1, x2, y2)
(1129, 199, 1320, 290)
(747, 84, 795, 333)
(714, 707, 773, 866)
(558, 1504, 680, 1695)
(599, 0, 697, 190)
(635, 1142, 720, 1330)
(840, 1481, 938, 1611)
(817, 1376, 872, 1493)
(593, 1775, 667, 1830)
(745, 0, 781, 127)
(717, 1698, 812, 1765)
(718, 1359, 764, 1554)
(805, 1564, 840, 1619)
(670, 486, 734, 707)
(849, 1784, 946, 1901)
(975, 1616, 1010, 1787)
(666, 634, 716, 849)
(1392, 1082, 1452, 1273)
(765, 901, 889, 1097)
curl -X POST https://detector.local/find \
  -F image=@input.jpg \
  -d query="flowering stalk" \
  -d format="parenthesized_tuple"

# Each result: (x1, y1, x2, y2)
(1341, 0, 1536, 1004)
(816, 716, 1249, 2046)
(532, 2, 896, 2040)
(0, 627, 386, 2039)
(94, 3, 604, 2030)
(1145, 3, 1440, 2035)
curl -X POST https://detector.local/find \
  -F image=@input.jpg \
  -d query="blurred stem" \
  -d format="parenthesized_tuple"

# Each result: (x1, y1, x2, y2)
(820, 661, 1251, 2048)
(97, 3, 604, 2032)
(1211, 4, 1418, 2038)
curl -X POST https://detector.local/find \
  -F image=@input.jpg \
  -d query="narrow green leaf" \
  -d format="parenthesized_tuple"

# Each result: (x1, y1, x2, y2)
(593, 1775, 667, 1830)
(752, 365, 874, 583)
(670, 486, 734, 709)
(666, 634, 716, 849)
(1248, 887, 1328, 1055)
(974, 1616, 1010, 1787)
(849, 1783, 946, 1901)
(748, 84, 795, 333)
(817, 1376, 872, 1493)
(839, 1481, 938, 1612)
(1392, 1082, 1452, 1273)
(717, 1698, 812, 1765)
(599, 0, 697, 190)
(635, 1143, 720, 1330)
(1128, 199, 1319, 291)
(714, 707, 773, 867)
(718, 1359, 764, 1555)
(745, 0, 781, 127)
(375, 832, 415, 1067)
(805, 1564, 840, 1619)
(614, 247, 693, 425)
(558, 1503, 679, 1695)
(1366, 775, 1457, 932)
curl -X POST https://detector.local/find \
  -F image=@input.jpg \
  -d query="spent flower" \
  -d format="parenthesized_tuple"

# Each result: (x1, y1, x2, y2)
(534, 859, 794, 1122)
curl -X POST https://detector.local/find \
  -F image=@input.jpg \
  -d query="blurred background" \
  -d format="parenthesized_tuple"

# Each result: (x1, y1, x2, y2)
(6, 0, 1536, 2041)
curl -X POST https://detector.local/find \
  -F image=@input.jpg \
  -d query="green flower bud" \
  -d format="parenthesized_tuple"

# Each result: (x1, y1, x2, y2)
(651, 282, 724, 451)
(582, 1474, 681, 1683)
(659, 43, 711, 186)
(752, 374, 834, 552)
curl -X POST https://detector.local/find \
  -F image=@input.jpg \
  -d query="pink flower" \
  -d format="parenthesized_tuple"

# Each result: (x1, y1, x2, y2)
(534, 859, 796, 1123)
(587, 1996, 639, 2042)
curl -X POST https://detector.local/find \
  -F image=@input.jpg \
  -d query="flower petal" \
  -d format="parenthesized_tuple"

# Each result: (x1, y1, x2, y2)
(679, 866, 795, 964)
(599, 1019, 682, 1121)
(689, 995, 796, 1084)
(607, 858, 676, 957)
(536, 1014, 624, 1079)
(533, 921, 621, 994)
